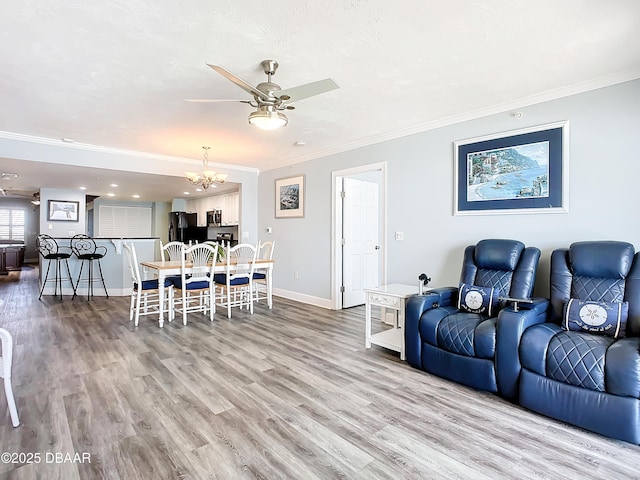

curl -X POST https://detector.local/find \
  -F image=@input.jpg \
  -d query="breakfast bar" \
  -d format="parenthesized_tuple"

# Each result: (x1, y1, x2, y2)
(38, 237, 158, 297)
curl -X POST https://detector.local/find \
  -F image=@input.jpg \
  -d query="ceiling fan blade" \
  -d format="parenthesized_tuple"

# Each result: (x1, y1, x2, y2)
(275, 78, 339, 103)
(207, 64, 269, 101)
(186, 99, 251, 103)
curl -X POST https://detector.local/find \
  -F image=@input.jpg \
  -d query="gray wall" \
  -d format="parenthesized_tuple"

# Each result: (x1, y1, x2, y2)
(259, 79, 640, 304)
(39, 188, 87, 237)
(0, 197, 39, 261)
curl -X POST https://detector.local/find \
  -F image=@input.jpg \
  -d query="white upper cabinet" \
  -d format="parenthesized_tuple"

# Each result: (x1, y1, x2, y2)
(189, 190, 239, 226)
(223, 192, 240, 225)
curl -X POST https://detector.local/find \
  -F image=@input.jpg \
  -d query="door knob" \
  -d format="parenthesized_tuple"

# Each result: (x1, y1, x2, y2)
(374, 245, 380, 250)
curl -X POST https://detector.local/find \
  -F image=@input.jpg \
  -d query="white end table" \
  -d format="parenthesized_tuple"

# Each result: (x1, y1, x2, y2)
(364, 284, 418, 360)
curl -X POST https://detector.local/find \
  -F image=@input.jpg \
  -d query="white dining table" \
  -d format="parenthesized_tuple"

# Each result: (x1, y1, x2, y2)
(139, 259, 274, 327)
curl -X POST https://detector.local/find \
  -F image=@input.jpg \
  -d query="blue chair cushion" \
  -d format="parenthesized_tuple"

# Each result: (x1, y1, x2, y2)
(134, 278, 173, 291)
(563, 299, 628, 338)
(458, 283, 499, 316)
(172, 278, 211, 290)
(253, 272, 266, 280)
(214, 273, 249, 286)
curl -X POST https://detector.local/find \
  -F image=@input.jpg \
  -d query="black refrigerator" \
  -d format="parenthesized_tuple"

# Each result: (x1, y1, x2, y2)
(168, 212, 197, 243)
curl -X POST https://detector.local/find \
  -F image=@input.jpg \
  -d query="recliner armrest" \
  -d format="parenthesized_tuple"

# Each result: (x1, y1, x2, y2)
(495, 297, 550, 400)
(422, 286, 458, 308)
(405, 287, 457, 368)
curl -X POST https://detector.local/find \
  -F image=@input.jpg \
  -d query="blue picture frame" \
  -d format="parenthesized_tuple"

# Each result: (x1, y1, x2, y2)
(454, 121, 569, 215)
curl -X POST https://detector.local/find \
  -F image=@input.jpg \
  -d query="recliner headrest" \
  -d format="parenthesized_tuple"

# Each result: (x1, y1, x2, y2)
(474, 239, 525, 271)
(569, 241, 635, 279)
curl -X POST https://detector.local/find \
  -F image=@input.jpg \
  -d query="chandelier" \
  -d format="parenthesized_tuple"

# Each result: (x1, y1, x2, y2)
(185, 146, 228, 189)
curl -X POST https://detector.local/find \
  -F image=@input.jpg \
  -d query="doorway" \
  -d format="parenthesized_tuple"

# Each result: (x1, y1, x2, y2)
(331, 162, 386, 309)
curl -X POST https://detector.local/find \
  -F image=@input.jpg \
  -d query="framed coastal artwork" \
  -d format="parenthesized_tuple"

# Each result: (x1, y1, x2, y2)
(454, 121, 569, 215)
(47, 200, 79, 222)
(275, 174, 305, 218)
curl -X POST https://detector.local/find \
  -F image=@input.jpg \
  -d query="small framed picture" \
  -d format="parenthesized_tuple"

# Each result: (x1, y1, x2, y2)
(275, 175, 305, 218)
(48, 200, 79, 222)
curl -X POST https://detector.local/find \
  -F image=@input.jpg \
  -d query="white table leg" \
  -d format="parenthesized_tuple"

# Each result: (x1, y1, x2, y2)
(365, 299, 372, 349)
(267, 265, 273, 309)
(398, 300, 406, 361)
(158, 272, 166, 328)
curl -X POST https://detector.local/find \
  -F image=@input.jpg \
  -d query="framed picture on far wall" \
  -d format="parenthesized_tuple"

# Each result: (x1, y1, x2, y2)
(454, 121, 569, 215)
(48, 200, 79, 222)
(275, 175, 305, 218)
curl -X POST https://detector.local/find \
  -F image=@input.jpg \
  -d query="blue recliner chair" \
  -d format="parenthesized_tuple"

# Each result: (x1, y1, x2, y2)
(518, 241, 640, 444)
(405, 239, 544, 399)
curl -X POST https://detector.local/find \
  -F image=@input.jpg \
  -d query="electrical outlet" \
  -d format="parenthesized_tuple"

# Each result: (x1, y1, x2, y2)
(48, 223, 53, 230)
(294, 271, 299, 279)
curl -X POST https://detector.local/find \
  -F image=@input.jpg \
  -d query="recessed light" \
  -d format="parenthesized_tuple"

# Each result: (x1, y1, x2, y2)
(107, 193, 115, 197)
(79, 186, 87, 190)
(62, 138, 75, 143)
(132, 194, 140, 199)
(110, 183, 119, 187)
(183, 192, 190, 195)
(294, 140, 306, 146)
(195, 188, 203, 192)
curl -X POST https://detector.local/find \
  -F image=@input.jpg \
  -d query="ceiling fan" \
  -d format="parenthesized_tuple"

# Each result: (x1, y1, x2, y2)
(187, 60, 339, 130)
(0, 188, 40, 205)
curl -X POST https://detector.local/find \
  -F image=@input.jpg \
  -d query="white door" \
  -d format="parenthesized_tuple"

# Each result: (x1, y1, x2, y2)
(342, 177, 380, 307)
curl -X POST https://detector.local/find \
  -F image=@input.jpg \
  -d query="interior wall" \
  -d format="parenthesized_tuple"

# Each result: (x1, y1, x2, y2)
(0, 197, 39, 261)
(258, 79, 640, 305)
(39, 188, 86, 238)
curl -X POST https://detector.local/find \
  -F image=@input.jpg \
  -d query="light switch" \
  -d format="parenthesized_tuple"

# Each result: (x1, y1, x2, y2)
(395, 231, 404, 241)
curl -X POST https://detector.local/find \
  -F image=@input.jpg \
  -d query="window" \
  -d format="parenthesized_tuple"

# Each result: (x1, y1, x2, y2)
(0, 208, 26, 241)
(98, 205, 152, 238)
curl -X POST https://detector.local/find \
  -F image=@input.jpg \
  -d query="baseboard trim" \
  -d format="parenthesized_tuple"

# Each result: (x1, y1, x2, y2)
(40, 287, 129, 297)
(273, 288, 333, 310)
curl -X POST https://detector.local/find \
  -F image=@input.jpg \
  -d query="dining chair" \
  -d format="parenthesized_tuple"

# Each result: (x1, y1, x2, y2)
(0, 328, 20, 427)
(171, 243, 217, 325)
(160, 241, 185, 261)
(214, 243, 258, 319)
(253, 241, 275, 308)
(123, 243, 173, 327)
(159, 240, 186, 283)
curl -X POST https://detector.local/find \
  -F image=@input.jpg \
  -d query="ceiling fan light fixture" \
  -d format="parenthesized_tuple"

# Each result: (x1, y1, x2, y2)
(248, 106, 288, 130)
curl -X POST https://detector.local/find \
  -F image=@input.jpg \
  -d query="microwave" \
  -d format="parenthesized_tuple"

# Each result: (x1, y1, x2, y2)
(206, 210, 222, 226)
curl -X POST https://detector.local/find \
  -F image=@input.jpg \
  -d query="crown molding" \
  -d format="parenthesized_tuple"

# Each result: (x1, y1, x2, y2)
(260, 69, 640, 171)
(0, 131, 259, 173)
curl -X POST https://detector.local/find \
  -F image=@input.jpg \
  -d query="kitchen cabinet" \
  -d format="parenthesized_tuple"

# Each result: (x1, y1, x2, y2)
(222, 192, 239, 225)
(0, 244, 25, 275)
(188, 191, 239, 227)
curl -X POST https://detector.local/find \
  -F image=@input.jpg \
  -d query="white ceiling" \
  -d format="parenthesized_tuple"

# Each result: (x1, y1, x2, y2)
(1, 1, 639, 201)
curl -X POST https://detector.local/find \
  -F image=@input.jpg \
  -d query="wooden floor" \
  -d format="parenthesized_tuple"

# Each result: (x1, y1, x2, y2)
(0, 267, 638, 480)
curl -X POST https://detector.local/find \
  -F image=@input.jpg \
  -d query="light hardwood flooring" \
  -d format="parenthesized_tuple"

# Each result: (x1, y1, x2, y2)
(0, 266, 639, 479)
